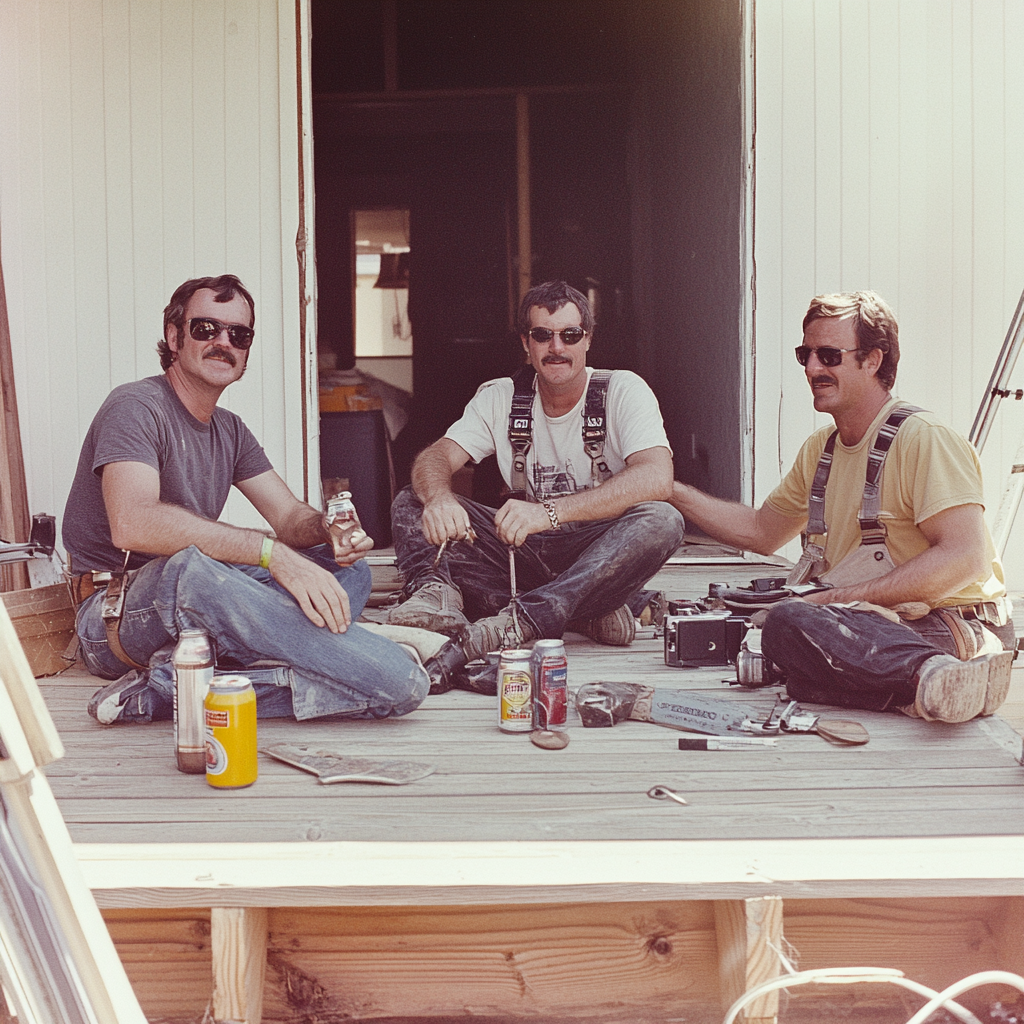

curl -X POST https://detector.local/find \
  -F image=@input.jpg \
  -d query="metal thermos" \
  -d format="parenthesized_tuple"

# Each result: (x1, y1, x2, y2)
(172, 628, 213, 774)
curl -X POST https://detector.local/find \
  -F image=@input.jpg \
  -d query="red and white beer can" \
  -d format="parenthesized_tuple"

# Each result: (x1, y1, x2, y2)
(530, 639, 568, 731)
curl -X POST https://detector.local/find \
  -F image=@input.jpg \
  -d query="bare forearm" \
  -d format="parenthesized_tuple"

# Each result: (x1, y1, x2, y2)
(271, 502, 331, 550)
(670, 482, 798, 555)
(411, 444, 458, 503)
(549, 459, 671, 524)
(810, 503, 990, 610)
(109, 502, 269, 564)
(817, 545, 986, 609)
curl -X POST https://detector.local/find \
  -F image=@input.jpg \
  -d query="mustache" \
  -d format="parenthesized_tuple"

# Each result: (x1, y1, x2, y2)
(542, 355, 571, 365)
(204, 346, 237, 367)
(810, 374, 835, 386)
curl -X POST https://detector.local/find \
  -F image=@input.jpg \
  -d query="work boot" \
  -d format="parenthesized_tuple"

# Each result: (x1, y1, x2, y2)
(458, 607, 537, 662)
(358, 622, 450, 664)
(911, 650, 1014, 723)
(87, 671, 155, 725)
(423, 638, 470, 694)
(567, 604, 636, 646)
(423, 643, 502, 696)
(981, 649, 1015, 716)
(387, 577, 469, 634)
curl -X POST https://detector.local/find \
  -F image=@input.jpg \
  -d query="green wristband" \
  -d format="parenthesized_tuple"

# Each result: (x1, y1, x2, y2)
(259, 536, 275, 569)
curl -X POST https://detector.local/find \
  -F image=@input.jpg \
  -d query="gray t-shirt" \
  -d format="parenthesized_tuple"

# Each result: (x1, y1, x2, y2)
(63, 375, 272, 571)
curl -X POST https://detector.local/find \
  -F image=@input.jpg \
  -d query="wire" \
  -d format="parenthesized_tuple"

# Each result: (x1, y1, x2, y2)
(902, 971, 1024, 1024)
(888, 979, 982, 1024)
(722, 967, 902, 1024)
(720, 965, 1018, 1024)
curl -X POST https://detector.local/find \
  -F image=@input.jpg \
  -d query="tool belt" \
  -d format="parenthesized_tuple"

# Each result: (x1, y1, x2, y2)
(67, 563, 148, 671)
(69, 571, 107, 606)
(945, 595, 1013, 629)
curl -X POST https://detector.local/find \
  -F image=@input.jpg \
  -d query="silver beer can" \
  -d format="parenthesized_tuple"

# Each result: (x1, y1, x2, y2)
(173, 628, 213, 774)
(326, 491, 357, 524)
(498, 648, 533, 733)
(326, 490, 362, 556)
(530, 639, 568, 731)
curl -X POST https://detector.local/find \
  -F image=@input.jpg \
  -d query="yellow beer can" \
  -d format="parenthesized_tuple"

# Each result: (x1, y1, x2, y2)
(204, 674, 257, 789)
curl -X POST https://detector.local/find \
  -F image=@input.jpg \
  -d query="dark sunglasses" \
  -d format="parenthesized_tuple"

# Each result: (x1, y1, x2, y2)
(526, 327, 588, 345)
(187, 317, 255, 350)
(794, 345, 859, 368)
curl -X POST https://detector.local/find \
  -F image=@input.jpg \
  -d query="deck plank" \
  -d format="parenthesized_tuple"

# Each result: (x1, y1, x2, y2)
(35, 558, 1024, 882)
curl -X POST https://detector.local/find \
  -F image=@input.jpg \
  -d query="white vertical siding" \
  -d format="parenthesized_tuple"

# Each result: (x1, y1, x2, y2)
(0, 0, 305, 538)
(755, 0, 1024, 580)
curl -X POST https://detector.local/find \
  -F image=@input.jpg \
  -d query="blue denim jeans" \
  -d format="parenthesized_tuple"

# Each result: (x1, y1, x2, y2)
(76, 545, 428, 721)
(761, 600, 1015, 712)
(391, 486, 685, 638)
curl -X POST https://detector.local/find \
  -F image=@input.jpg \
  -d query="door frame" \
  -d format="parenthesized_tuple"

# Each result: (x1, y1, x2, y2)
(294, 0, 319, 504)
(739, 0, 755, 507)
(294, 0, 758, 509)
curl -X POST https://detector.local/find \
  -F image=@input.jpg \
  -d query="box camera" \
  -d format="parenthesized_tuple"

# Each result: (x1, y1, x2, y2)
(664, 610, 750, 667)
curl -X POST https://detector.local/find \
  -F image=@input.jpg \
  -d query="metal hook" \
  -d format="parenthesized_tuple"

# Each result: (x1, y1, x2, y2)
(431, 537, 450, 570)
(647, 785, 688, 806)
(508, 545, 523, 639)
(432, 527, 477, 570)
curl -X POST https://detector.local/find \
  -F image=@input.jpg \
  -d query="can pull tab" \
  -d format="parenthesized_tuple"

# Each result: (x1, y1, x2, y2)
(647, 785, 688, 806)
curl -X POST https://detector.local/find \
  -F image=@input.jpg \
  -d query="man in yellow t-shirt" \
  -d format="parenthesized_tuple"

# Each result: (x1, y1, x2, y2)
(670, 291, 1014, 723)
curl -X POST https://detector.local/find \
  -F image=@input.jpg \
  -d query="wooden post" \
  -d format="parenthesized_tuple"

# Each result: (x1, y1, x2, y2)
(714, 896, 784, 1023)
(0, 223, 31, 592)
(211, 906, 269, 1024)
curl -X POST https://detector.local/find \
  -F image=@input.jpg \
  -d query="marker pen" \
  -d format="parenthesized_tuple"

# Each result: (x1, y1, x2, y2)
(677, 736, 777, 750)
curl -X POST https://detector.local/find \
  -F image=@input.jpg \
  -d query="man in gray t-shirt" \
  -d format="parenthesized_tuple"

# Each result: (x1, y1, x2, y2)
(65, 274, 427, 725)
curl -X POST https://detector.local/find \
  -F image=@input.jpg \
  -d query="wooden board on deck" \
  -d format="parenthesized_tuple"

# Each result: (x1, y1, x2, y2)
(39, 655, 1024, 837)
(34, 556, 1024, 907)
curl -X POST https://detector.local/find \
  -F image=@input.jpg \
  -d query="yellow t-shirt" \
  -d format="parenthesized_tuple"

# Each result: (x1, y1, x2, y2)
(764, 398, 1005, 607)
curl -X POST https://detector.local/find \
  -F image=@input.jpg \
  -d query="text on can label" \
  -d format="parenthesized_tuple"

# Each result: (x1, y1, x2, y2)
(205, 708, 230, 729)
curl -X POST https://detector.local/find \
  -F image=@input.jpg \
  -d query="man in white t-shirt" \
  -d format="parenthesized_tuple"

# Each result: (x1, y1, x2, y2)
(388, 281, 685, 662)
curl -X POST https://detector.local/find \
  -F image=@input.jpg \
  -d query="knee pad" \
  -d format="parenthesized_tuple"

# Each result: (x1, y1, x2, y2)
(761, 599, 817, 656)
(390, 484, 422, 517)
(166, 544, 217, 574)
(633, 501, 686, 545)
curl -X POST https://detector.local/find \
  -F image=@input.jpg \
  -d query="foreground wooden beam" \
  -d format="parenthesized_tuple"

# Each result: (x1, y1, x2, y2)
(76, 835, 1024, 906)
(715, 895, 783, 1022)
(0, 602, 145, 1021)
(212, 907, 268, 1024)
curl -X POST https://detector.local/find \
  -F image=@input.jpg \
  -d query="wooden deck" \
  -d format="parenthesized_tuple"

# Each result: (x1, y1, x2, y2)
(32, 550, 1024, 1022)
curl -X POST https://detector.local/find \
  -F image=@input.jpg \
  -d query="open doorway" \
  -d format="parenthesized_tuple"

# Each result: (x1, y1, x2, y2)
(310, 0, 747, 510)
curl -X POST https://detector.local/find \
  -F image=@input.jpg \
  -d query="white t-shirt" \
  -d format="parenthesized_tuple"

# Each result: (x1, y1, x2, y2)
(445, 367, 672, 500)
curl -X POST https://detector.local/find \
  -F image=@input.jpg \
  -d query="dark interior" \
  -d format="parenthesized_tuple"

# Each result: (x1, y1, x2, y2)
(311, 0, 745, 507)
